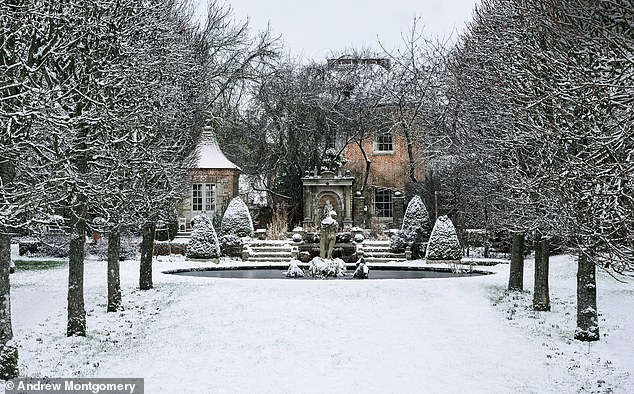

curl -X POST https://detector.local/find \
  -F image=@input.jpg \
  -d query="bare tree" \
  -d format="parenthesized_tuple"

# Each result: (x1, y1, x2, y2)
(382, 19, 449, 185)
(217, 51, 389, 225)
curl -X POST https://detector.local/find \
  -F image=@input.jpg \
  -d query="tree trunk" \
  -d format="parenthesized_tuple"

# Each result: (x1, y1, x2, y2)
(355, 139, 372, 193)
(402, 126, 418, 183)
(107, 228, 123, 312)
(67, 218, 86, 336)
(139, 221, 155, 290)
(533, 233, 550, 311)
(0, 157, 19, 378)
(67, 107, 88, 336)
(0, 233, 18, 379)
(575, 250, 600, 341)
(508, 232, 525, 291)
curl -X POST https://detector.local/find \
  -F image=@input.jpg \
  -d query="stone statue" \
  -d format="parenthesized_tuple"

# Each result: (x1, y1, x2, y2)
(320, 210, 338, 259)
(353, 252, 369, 279)
(322, 199, 334, 220)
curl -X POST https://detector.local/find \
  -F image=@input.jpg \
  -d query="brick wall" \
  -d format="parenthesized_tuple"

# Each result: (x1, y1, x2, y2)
(342, 130, 424, 191)
(342, 129, 424, 226)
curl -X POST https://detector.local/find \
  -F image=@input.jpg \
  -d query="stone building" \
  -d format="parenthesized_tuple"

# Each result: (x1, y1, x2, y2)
(177, 124, 240, 232)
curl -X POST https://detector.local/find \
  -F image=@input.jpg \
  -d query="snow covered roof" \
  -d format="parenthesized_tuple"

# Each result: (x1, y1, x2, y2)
(195, 125, 240, 170)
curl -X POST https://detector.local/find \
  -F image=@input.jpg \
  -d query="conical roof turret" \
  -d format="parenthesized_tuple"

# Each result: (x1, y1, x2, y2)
(195, 124, 240, 170)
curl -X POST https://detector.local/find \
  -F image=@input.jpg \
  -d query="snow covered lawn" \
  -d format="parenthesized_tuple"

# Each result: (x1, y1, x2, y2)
(3, 253, 633, 393)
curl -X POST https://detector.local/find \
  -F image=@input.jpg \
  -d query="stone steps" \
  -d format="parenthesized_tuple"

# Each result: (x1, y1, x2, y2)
(243, 239, 407, 264)
(244, 241, 294, 263)
(359, 240, 407, 263)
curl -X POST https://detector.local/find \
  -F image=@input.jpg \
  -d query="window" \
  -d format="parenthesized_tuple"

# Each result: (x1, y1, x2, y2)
(192, 184, 203, 211)
(205, 184, 215, 211)
(192, 183, 216, 212)
(374, 188, 393, 218)
(374, 130, 393, 152)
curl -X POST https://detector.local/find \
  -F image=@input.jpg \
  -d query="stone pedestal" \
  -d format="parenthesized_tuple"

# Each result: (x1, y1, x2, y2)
(353, 196, 366, 227)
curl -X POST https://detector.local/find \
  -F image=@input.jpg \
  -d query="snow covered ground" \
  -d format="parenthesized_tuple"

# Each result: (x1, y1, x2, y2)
(3, 249, 633, 393)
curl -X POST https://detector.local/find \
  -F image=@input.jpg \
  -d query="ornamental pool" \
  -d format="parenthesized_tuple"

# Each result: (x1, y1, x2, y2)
(165, 265, 492, 280)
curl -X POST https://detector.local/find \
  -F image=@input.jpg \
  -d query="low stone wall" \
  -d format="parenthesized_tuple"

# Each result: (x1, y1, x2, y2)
(153, 242, 187, 256)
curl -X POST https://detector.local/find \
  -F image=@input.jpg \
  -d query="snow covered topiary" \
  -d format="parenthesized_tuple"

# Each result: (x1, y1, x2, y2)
(220, 197, 254, 237)
(186, 214, 221, 259)
(219, 234, 241, 249)
(218, 234, 243, 257)
(389, 231, 407, 253)
(391, 195, 430, 254)
(425, 215, 462, 261)
(401, 195, 430, 243)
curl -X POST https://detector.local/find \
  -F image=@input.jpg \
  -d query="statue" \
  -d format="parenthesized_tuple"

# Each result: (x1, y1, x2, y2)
(320, 210, 338, 259)
(353, 252, 369, 279)
(322, 199, 334, 220)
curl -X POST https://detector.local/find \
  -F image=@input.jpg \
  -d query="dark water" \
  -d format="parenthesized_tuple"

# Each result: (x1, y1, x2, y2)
(168, 267, 489, 280)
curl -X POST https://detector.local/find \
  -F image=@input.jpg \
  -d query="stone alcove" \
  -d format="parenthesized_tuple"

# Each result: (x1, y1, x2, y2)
(314, 192, 342, 224)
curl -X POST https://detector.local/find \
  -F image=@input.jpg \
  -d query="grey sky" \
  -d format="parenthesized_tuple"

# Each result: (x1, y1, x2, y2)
(196, 0, 479, 61)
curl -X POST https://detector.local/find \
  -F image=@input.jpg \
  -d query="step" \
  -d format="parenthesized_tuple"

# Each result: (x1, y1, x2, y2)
(246, 248, 293, 253)
(362, 243, 392, 249)
(247, 253, 293, 259)
(248, 241, 294, 247)
(364, 252, 406, 258)
(362, 247, 400, 252)
(244, 239, 294, 263)
(363, 245, 390, 250)
(245, 257, 295, 263)
(364, 257, 407, 263)
(249, 247, 293, 253)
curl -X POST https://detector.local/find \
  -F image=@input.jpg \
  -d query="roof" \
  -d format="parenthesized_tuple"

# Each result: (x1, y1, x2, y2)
(195, 125, 241, 170)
